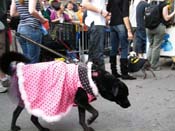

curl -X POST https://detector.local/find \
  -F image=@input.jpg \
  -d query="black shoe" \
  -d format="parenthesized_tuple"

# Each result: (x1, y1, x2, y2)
(121, 74, 136, 80)
(112, 72, 121, 78)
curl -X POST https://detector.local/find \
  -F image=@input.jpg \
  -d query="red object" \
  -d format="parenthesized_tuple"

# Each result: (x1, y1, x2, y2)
(7, 29, 12, 44)
(42, 21, 50, 30)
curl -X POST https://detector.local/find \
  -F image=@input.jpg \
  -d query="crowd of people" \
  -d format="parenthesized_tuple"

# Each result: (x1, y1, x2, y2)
(1, 0, 175, 93)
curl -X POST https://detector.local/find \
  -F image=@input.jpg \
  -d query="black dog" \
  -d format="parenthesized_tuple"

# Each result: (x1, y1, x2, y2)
(0, 52, 130, 131)
(128, 56, 156, 79)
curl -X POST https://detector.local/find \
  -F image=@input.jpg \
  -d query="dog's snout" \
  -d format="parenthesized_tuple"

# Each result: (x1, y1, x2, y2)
(116, 100, 131, 108)
(122, 102, 131, 108)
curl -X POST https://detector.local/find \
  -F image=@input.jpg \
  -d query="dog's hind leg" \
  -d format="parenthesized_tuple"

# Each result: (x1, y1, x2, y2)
(75, 87, 98, 131)
(30, 115, 50, 131)
(141, 69, 147, 79)
(11, 105, 24, 131)
(149, 69, 157, 79)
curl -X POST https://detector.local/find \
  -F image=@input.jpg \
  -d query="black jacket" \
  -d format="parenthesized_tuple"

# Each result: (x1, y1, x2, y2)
(107, 0, 130, 26)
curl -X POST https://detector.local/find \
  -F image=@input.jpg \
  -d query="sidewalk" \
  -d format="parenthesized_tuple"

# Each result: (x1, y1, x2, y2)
(0, 57, 175, 131)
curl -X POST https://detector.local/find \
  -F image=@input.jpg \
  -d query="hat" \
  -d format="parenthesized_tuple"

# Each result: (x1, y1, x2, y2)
(0, 21, 5, 31)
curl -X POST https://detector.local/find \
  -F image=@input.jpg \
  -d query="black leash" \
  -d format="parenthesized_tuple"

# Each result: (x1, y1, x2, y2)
(15, 32, 75, 63)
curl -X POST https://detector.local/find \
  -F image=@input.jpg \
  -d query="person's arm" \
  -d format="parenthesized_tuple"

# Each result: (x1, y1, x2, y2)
(122, 0, 133, 40)
(82, 0, 108, 17)
(123, 17, 133, 40)
(10, 0, 19, 17)
(28, 0, 48, 24)
(162, 5, 175, 21)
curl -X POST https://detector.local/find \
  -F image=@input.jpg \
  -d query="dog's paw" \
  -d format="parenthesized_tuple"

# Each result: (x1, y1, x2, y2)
(87, 117, 96, 125)
(39, 128, 50, 131)
(11, 125, 21, 131)
(84, 127, 95, 131)
(87, 112, 98, 125)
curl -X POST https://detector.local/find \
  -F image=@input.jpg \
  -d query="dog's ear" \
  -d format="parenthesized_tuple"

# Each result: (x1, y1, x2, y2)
(112, 87, 119, 97)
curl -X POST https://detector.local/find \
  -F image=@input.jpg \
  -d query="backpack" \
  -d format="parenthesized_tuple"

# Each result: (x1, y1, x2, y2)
(145, 3, 161, 29)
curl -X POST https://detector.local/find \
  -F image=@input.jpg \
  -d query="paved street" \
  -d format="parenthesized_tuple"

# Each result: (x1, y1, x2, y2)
(0, 57, 175, 131)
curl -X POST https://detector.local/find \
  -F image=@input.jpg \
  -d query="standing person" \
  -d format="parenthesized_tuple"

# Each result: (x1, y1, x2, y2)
(129, 0, 141, 52)
(0, 21, 9, 93)
(107, 0, 136, 80)
(65, 1, 78, 21)
(147, 0, 175, 71)
(135, 0, 149, 58)
(0, 0, 10, 93)
(40, 0, 51, 22)
(10, 0, 48, 63)
(82, 0, 109, 70)
(50, 1, 71, 23)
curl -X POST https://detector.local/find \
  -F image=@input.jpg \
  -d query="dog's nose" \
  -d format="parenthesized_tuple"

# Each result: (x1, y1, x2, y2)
(124, 103, 131, 108)
(121, 102, 131, 108)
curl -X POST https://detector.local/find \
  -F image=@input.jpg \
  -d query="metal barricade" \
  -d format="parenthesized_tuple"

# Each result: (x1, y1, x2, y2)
(46, 22, 111, 62)
(49, 22, 77, 50)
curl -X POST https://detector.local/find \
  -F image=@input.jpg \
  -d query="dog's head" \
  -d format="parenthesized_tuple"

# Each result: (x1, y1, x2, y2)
(91, 64, 131, 108)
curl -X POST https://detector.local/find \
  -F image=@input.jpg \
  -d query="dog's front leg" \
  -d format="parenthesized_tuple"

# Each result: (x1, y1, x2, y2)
(78, 106, 95, 131)
(75, 88, 97, 131)
(11, 105, 24, 131)
(85, 104, 98, 125)
(31, 115, 50, 131)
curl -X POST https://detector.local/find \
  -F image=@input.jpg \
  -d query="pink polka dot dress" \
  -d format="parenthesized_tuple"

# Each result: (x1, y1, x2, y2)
(16, 61, 98, 122)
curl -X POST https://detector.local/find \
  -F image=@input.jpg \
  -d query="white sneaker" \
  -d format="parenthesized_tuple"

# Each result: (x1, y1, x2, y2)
(0, 82, 8, 93)
(0, 75, 9, 93)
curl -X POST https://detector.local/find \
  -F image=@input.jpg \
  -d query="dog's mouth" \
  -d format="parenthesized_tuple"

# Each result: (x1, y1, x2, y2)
(116, 100, 131, 108)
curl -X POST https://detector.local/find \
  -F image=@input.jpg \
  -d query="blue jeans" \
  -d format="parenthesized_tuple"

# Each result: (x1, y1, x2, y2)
(88, 23, 105, 69)
(110, 24, 129, 59)
(17, 25, 42, 63)
(135, 27, 147, 53)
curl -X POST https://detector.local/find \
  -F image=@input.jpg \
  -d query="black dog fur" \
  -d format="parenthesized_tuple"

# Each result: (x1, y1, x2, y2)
(0, 52, 131, 131)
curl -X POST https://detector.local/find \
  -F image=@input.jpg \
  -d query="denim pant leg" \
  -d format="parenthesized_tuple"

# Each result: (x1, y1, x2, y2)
(110, 27, 119, 57)
(110, 24, 129, 59)
(88, 24, 105, 69)
(135, 27, 147, 53)
(17, 25, 42, 63)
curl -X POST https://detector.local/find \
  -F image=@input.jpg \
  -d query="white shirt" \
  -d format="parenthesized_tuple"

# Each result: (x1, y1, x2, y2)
(82, 0, 106, 27)
(129, 0, 142, 28)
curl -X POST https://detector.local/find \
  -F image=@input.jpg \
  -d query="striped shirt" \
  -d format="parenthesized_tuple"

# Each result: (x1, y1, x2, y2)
(15, 0, 41, 28)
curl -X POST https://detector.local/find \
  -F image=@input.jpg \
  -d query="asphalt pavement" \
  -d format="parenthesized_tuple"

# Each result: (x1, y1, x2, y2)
(0, 57, 175, 131)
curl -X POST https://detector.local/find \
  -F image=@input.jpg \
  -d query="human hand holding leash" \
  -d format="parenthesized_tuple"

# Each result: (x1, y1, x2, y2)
(127, 30, 133, 40)
(101, 9, 109, 18)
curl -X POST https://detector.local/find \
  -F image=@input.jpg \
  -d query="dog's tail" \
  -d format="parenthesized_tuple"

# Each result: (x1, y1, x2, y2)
(0, 51, 31, 75)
